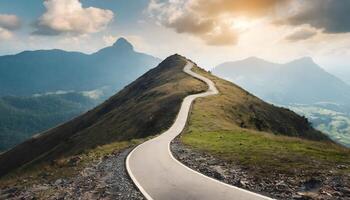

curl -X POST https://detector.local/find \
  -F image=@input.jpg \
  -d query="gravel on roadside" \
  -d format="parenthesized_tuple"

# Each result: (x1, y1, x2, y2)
(0, 148, 145, 200)
(171, 138, 350, 200)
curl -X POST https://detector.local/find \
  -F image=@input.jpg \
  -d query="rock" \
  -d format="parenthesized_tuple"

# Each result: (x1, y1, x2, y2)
(54, 179, 64, 186)
(341, 187, 350, 195)
(302, 178, 322, 191)
(276, 181, 289, 191)
(336, 165, 348, 169)
(291, 194, 304, 199)
(212, 170, 224, 180)
(68, 156, 81, 166)
(39, 172, 50, 179)
(2, 187, 18, 194)
(239, 180, 249, 188)
(297, 192, 319, 199)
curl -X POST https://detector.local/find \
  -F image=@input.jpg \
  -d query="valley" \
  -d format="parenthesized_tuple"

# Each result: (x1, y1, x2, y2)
(287, 104, 350, 147)
(0, 92, 99, 151)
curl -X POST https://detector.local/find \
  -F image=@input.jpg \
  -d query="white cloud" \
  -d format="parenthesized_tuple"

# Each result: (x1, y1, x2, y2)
(0, 28, 13, 40)
(103, 35, 118, 45)
(0, 14, 21, 30)
(81, 89, 104, 100)
(34, 0, 114, 35)
(0, 14, 20, 41)
(285, 27, 318, 42)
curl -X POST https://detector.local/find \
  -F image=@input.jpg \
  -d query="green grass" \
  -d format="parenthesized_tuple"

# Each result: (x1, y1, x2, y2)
(182, 130, 350, 176)
(181, 66, 350, 178)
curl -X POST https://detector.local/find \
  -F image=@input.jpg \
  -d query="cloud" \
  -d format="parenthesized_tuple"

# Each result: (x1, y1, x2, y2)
(148, 0, 290, 46)
(0, 14, 21, 31)
(190, 0, 290, 17)
(103, 35, 118, 45)
(0, 14, 20, 40)
(285, 28, 318, 42)
(283, 0, 350, 33)
(81, 89, 104, 100)
(0, 28, 13, 40)
(34, 0, 114, 36)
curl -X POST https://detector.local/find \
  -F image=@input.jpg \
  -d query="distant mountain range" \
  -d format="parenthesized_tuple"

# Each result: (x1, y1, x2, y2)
(213, 57, 350, 146)
(329, 68, 350, 86)
(0, 38, 161, 151)
(213, 57, 350, 106)
(0, 38, 161, 96)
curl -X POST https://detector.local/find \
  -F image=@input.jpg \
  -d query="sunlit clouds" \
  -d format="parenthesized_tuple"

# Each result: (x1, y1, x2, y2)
(0, 0, 349, 71)
(148, 0, 350, 46)
(0, 14, 21, 40)
(33, 0, 114, 36)
(148, 0, 292, 46)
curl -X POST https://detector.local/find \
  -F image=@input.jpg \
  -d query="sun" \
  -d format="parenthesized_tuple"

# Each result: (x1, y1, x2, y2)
(231, 18, 256, 30)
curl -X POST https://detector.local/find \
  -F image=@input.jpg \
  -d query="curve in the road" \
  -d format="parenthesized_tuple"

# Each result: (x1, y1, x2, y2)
(126, 61, 272, 200)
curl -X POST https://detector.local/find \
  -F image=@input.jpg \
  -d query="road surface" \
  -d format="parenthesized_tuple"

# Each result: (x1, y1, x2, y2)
(126, 61, 272, 200)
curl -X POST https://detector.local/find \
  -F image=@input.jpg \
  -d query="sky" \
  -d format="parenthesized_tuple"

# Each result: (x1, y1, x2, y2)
(0, 0, 349, 71)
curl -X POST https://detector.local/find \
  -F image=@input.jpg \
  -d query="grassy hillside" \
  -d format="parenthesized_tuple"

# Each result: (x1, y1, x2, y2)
(213, 57, 350, 147)
(0, 93, 98, 151)
(193, 67, 327, 140)
(0, 54, 206, 177)
(180, 65, 350, 197)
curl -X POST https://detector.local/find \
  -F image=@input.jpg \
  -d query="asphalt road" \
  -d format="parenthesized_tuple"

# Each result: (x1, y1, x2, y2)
(126, 61, 272, 200)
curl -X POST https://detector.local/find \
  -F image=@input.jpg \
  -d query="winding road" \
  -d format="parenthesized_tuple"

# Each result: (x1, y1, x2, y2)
(126, 61, 272, 200)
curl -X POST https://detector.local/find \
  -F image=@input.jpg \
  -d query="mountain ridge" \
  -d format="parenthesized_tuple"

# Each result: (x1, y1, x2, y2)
(0, 38, 161, 96)
(213, 57, 350, 105)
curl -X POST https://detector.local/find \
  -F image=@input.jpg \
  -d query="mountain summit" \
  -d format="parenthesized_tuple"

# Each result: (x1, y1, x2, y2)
(112, 37, 134, 51)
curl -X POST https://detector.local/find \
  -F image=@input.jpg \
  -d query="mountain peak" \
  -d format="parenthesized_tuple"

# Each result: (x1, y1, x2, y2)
(113, 38, 134, 51)
(290, 57, 315, 65)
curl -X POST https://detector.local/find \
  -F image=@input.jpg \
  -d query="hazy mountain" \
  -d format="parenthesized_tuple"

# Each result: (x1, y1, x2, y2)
(329, 68, 350, 85)
(0, 38, 161, 96)
(213, 57, 350, 105)
(0, 55, 328, 177)
(213, 57, 350, 146)
(0, 38, 160, 151)
(0, 92, 99, 152)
